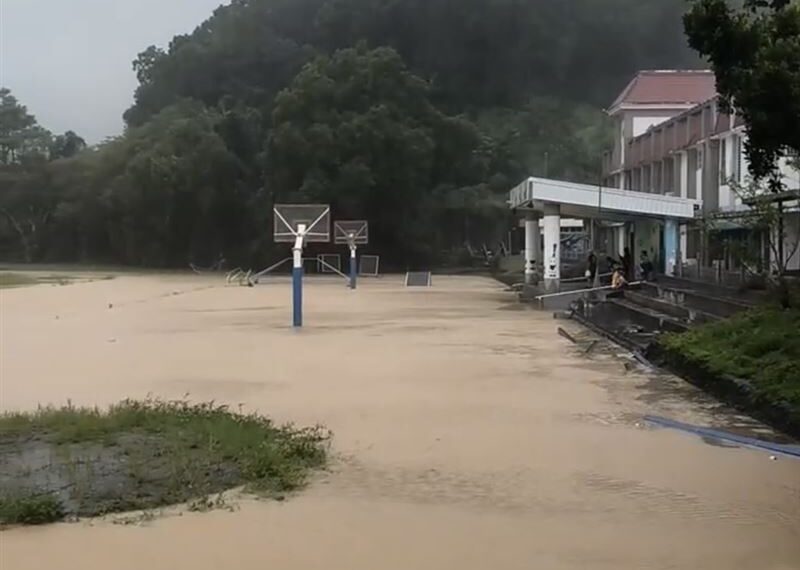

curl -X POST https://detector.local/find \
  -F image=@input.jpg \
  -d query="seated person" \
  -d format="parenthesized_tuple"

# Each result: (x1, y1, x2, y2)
(611, 266, 628, 290)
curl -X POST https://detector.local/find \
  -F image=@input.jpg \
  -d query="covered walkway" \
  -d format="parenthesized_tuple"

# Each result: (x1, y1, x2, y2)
(509, 177, 702, 291)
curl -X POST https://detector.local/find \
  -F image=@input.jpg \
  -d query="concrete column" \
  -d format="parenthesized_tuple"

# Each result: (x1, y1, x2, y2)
(534, 218, 544, 270)
(524, 214, 540, 285)
(543, 203, 561, 293)
(664, 218, 679, 277)
(680, 224, 688, 264)
(679, 151, 689, 198)
(617, 225, 627, 258)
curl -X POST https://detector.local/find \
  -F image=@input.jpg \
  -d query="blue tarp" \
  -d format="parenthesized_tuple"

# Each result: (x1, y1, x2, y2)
(644, 415, 800, 459)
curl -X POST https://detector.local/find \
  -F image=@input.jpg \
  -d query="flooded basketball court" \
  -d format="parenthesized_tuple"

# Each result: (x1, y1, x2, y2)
(1, 273, 798, 569)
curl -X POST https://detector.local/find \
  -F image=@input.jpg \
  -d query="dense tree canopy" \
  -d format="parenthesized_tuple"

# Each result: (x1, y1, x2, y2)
(125, 0, 699, 126)
(684, 0, 800, 185)
(268, 46, 500, 260)
(1, 0, 701, 266)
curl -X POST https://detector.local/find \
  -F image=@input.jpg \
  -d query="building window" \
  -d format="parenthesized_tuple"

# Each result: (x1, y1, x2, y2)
(719, 138, 728, 184)
(696, 148, 703, 171)
(733, 135, 743, 182)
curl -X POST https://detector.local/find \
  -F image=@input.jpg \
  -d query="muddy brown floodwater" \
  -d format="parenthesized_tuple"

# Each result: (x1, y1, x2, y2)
(1, 274, 798, 569)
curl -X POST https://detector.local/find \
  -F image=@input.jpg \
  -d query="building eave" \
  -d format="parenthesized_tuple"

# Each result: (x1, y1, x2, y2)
(607, 102, 699, 116)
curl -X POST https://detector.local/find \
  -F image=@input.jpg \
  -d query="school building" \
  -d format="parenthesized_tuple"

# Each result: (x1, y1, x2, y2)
(601, 69, 800, 282)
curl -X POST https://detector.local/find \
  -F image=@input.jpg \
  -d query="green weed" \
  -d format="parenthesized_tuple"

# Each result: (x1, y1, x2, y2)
(0, 399, 329, 527)
(660, 305, 800, 409)
(0, 494, 65, 526)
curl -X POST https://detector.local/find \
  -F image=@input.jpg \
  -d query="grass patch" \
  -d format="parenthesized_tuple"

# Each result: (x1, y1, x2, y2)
(0, 270, 115, 289)
(0, 272, 76, 288)
(0, 272, 39, 288)
(659, 305, 800, 413)
(0, 399, 329, 527)
(0, 494, 65, 526)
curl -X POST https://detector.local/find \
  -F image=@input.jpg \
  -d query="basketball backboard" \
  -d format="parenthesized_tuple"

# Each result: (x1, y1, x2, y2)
(405, 271, 432, 287)
(359, 255, 380, 276)
(317, 254, 342, 274)
(274, 204, 331, 243)
(334, 220, 369, 245)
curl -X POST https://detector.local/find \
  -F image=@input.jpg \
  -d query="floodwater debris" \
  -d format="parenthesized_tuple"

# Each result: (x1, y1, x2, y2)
(557, 327, 577, 344)
(552, 310, 574, 320)
(0, 399, 329, 527)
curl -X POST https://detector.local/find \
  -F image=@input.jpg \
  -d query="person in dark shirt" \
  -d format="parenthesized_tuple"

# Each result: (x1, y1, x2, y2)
(622, 247, 633, 280)
(640, 250, 655, 281)
(586, 252, 598, 286)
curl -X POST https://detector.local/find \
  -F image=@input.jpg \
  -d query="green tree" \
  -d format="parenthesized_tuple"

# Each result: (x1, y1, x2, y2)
(49, 131, 87, 160)
(101, 101, 257, 266)
(123, 4, 313, 127)
(474, 99, 613, 185)
(132, 46, 167, 85)
(0, 89, 57, 260)
(269, 45, 498, 262)
(728, 175, 800, 308)
(0, 88, 51, 165)
(684, 0, 800, 184)
(0, 159, 55, 262)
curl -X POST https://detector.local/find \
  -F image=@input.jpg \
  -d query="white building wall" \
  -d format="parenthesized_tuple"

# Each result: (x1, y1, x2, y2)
(717, 133, 733, 210)
(735, 136, 751, 210)
(607, 100, 800, 271)
(716, 131, 753, 211)
(717, 132, 797, 210)
(633, 116, 674, 137)
(678, 151, 688, 199)
(780, 156, 800, 190)
(695, 146, 704, 198)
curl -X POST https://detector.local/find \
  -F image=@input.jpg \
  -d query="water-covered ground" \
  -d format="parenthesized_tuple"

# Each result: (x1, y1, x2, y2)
(2, 273, 798, 569)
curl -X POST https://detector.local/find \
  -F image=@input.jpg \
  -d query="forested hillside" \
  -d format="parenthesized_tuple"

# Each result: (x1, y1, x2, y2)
(0, 0, 700, 267)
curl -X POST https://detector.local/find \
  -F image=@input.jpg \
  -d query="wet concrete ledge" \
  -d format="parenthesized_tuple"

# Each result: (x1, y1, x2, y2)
(644, 283, 753, 319)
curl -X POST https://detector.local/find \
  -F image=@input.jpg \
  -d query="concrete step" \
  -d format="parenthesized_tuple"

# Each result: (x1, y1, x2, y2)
(574, 301, 656, 352)
(655, 275, 763, 305)
(607, 298, 689, 334)
(623, 290, 720, 325)
(639, 282, 752, 319)
(573, 294, 689, 352)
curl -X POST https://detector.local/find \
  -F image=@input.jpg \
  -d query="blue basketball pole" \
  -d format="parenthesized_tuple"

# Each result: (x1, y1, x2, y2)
(292, 230, 305, 327)
(292, 265, 303, 327)
(349, 244, 357, 290)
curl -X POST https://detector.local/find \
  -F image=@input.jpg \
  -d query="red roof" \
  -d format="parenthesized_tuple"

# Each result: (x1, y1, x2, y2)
(610, 70, 717, 110)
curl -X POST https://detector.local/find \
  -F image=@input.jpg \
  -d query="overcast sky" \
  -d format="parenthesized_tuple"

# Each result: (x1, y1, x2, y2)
(1, 0, 230, 143)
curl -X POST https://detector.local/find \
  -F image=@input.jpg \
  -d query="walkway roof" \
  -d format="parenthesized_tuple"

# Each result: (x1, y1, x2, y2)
(509, 177, 701, 221)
